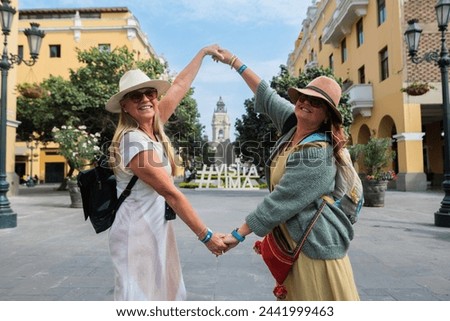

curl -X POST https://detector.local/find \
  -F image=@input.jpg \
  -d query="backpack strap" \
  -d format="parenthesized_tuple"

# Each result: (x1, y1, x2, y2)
(113, 175, 138, 213)
(292, 198, 327, 259)
(300, 133, 334, 206)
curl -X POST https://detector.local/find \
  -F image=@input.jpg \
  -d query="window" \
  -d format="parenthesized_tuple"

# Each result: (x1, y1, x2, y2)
(17, 45, 24, 60)
(98, 44, 111, 52)
(357, 19, 364, 47)
(379, 47, 389, 81)
(329, 54, 334, 71)
(341, 38, 347, 63)
(309, 49, 315, 62)
(319, 36, 323, 51)
(378, 0, 386, 25)
(358, 65, 366, 84)
(49, 45, 61, 58)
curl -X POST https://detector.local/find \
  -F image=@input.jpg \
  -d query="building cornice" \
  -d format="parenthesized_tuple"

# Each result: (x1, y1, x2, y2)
(19, 7, 129, 15)
(393, 132, 425, 141)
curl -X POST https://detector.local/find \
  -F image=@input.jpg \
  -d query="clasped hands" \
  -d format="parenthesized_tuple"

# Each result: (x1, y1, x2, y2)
(205, 232, 241, 257)
(202, 44, 235, 66)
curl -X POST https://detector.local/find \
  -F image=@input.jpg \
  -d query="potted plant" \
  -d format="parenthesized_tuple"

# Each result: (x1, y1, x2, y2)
(52, 125, 101, 207)
(350, 137, 396, 207)
(401, 81, 435, 96)
(16, 82, 47, 99)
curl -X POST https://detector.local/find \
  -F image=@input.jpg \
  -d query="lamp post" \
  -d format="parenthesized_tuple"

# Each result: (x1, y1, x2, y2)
(25, 140, 38, 187)
(0, 0, 45, 229)
(404, 0, 450, 227)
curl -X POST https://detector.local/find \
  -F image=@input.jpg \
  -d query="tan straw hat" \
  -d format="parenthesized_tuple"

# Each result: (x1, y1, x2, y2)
(105, 69, 171, 113)
(287, 76, 343, 124)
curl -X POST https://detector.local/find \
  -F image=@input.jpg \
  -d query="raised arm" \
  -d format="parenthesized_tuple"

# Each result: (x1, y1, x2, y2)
(158, 44, 223, 123)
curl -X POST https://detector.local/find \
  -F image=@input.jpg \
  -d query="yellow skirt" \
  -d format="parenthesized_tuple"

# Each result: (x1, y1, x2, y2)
(279, 225, 360, 301)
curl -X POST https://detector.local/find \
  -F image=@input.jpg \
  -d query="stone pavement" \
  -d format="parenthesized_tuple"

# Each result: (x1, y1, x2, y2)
(0, 183, 449, 301)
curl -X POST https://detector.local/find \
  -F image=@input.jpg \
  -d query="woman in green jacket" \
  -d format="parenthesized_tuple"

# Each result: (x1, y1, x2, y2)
(216, 48, 360, 301)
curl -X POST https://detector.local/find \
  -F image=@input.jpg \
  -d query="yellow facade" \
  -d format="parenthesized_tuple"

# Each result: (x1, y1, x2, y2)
(288, 0, 444, 191)
(10, 6, 161, 190)
(17, 8, 157, 83)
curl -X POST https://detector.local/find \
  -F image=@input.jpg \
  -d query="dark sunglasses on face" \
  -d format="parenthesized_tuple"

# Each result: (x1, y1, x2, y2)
(123, 88, 158, 103)
(298, 93, 325, 108)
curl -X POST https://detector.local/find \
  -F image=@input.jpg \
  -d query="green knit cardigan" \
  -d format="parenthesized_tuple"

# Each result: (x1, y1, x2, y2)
(245, 81, 354, 260)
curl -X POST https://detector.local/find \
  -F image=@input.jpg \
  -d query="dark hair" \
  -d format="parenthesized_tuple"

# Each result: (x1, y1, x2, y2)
(331, 122, 347, 165)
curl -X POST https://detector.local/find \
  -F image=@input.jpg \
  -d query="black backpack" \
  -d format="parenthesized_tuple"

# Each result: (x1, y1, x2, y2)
(77, 156, 138, 234)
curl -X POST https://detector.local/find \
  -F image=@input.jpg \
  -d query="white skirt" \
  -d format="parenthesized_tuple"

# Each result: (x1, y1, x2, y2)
(109, 192, 186, 301)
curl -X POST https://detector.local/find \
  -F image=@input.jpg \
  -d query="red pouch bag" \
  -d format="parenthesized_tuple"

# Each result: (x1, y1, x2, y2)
(254, 200, 326, 299)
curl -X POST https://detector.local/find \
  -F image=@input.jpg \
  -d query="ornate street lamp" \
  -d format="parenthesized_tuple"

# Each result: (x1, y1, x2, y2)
(0, 0, 45, 229)
(404, 0, 450, 227)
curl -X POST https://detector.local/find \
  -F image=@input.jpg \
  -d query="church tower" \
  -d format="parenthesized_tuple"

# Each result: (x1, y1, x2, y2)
(210, 97, 233, 165)
(211, 97, 230, 143)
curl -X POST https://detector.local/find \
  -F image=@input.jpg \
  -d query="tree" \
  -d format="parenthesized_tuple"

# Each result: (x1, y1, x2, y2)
(17, 46, 205, 158)
(234, 98, 278, 168)
(164, 87, 206, 168)
(16, 76, 85, 142)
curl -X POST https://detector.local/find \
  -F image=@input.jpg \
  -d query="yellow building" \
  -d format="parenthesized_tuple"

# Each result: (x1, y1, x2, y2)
(288, 0, 444, 191)
(13, 6, 162, 189)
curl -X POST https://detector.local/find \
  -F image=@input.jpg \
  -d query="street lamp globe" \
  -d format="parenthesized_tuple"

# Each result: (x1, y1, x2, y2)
(405, 19, 423, 57)
(24, 23, 45, 60)
(436, 0, 450, 30)
(0, 0, 16, 35)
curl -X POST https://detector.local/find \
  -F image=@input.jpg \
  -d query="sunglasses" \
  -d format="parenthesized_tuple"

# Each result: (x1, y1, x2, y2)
(123, 88, 158, 103)
(298, 93, 325, 108)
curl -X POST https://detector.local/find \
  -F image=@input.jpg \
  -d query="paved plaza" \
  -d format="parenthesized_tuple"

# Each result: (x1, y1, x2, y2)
(0, 183, 449, 301)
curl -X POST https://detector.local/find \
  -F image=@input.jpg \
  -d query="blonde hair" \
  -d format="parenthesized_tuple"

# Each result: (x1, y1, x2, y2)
(110, 109, 178, 176)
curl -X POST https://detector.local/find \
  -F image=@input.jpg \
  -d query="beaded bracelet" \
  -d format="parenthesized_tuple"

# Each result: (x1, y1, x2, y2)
(199, 228, 213, 243)
(237, 64, 247, 75)
(231, 228, 245, 242)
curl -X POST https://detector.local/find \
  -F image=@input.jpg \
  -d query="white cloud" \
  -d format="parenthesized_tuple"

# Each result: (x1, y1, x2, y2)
(146, 0, 310, 26)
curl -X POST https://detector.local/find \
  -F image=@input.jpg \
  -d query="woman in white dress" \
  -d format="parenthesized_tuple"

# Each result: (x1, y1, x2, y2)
(105, 45, 227, 301)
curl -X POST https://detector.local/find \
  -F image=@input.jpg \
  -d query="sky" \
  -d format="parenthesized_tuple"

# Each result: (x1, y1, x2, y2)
(18, 0, 311, 139)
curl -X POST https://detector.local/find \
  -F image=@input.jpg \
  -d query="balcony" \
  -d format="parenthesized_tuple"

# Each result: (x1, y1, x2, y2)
(322, 0, 369, 47)
(345, 84, 373, 117)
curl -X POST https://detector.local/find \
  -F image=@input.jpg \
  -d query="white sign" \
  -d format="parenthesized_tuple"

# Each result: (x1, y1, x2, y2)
(198, 164, 260, 189)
